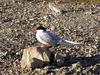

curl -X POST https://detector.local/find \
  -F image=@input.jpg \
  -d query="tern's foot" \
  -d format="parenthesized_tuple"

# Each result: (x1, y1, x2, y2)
(41, 44, 48, 48)
(40, 44, 52, 48)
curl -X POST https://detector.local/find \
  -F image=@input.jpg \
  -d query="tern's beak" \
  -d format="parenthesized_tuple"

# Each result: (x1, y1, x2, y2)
(32, 27, 37, 32)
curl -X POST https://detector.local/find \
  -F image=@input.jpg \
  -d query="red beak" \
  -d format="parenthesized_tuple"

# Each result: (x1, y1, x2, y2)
(32, 27, 36, 32)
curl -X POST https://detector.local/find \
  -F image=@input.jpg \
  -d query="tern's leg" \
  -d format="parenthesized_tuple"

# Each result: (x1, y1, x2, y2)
(40, 44, 52, 48)
(41, 44, 48, 48)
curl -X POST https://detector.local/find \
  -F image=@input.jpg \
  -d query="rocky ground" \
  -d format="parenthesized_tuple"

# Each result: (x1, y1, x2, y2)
(0, 0, 100, 75)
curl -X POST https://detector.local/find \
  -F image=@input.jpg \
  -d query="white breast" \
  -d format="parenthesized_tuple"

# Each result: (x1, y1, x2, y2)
(36, 30, 49, 45)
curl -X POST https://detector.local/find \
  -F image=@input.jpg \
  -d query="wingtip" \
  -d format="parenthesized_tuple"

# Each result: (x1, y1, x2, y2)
(65, 40, 82, 45)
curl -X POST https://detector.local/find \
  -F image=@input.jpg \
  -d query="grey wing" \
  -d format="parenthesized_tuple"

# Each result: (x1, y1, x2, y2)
(46, 31, 61, 44)
(39, 31, 58, 46)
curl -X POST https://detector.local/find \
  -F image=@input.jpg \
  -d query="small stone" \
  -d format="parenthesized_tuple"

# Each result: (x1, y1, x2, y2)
(2, 18, 13, 23)
(0, 51, 7, 57)
(85, 66, 93, 72)
(50, 26, 55, 31)
(93, 64, 100, 74)
(43, 14, 55, 22)
(29, 18, 34, 21)
(86, 53, 92, 57)
(54, 53, 64, 66)
(84, 11, 92, 15)
(48, 3, 62, 15)
(72, 63, 78, 69)
(72, 62, 81, 72)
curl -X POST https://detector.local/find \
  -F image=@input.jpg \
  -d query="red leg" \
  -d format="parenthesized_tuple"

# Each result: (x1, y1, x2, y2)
(41, 44, 48, 48)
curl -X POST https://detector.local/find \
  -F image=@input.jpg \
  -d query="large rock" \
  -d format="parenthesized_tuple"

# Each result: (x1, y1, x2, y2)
(20, 47, 52, 70)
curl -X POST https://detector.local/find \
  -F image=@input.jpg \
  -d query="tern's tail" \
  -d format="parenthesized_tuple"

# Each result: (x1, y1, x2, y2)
(65, 40, 81, 45)
(59, 40, 81, 45)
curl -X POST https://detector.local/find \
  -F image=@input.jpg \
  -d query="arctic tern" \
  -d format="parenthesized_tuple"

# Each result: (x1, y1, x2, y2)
(33, 26, 81, 47)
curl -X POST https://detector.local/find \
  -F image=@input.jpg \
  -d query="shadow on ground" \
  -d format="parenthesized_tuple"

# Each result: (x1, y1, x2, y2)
(62, 54, 100, 67)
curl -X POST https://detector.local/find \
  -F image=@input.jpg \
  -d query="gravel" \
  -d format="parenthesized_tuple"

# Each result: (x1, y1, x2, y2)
(0, 0, 100, 75)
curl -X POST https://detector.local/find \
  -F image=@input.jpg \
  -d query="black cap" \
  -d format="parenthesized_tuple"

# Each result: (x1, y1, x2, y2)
(37, 26, 46, 31)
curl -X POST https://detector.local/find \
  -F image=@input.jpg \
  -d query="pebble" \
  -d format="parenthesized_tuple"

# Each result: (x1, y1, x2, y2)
(1, 18, 13, 23)
(84, 11, 92, 15)
(50, 26, 55, 31)
(48, 3, 62, 15)
(43, 14, 55, 21)
(0, 51, 7, 57)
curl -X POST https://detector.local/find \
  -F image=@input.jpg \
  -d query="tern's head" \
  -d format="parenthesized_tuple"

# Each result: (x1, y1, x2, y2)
(32, 26, 46, 32)
(37, 26, 46, 31)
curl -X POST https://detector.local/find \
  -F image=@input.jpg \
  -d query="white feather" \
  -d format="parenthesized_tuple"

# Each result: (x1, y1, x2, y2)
(65, 40, 81, 45)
